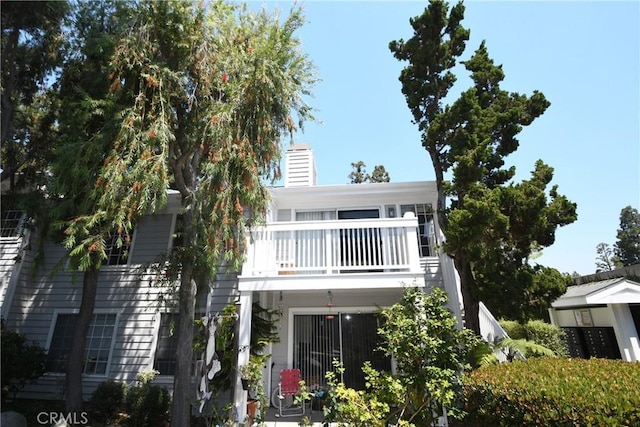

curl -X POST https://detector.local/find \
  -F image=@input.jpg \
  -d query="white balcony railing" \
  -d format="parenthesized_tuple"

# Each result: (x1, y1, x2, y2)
(241, 216, 424, 277)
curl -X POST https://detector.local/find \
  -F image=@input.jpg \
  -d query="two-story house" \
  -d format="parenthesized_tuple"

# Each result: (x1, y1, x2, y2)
(231, 144, 466, 420)
(1, 144, 476, 422)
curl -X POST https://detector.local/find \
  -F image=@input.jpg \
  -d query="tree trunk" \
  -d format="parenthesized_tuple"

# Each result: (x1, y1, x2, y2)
(65, 265, 99, 414)
(454, 255, 480, 336)
(428, 148, 448, 231)
(170, 201, 198, 427)
(0, 24, 19, 188)
(1, 25, 19, 148)
(170, 273, 197, 427)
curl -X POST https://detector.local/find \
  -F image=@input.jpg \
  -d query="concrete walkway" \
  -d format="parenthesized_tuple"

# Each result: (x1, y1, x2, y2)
(255, 405, 329, 426)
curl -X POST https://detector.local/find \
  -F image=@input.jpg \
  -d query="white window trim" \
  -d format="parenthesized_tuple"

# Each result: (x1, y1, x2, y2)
(44, 308, 120, 378)
(148, 311, 163, 372)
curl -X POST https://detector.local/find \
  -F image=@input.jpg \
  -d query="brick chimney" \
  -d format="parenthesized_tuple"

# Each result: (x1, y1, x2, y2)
(284, 143, 317, 187)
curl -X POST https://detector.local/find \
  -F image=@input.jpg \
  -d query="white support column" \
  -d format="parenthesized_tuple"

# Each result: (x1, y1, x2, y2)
(234, 291, 253, 423)
(403, 212, 421, 275)
(440, 252, 464, 329)
(609, 303, 640, 361)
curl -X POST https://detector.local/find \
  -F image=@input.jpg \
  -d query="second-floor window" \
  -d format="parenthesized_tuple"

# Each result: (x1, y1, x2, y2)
(295, 210, 336, 221)
(400, 204, 435, 257)
(105, 232, 130, 265)
(1, 210, 25, 237)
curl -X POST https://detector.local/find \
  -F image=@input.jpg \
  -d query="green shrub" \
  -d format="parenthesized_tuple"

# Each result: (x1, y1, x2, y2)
(1, 322, 47, 400)
(462, 358, 640, 426)
(498, 320, 524, 339)
(499, 319, 567, 357)
(89, 380, 126, 424)
(521, 320, 567, 357)
(322, 287, 478, 427)
(125, 383, 171, 426)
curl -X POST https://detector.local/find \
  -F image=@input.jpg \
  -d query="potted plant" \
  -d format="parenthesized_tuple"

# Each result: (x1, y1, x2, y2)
(208, 302, 280, 425)
(239, 354, 268, 425)
(239, 356, 263, 392)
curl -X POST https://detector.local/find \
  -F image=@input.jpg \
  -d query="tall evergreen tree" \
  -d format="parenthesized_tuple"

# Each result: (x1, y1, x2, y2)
(348, 161, 368, 183)
(390, 1, 576, 333)
(595, 242, 621, 272)
(1, 1, 69, 192)
(48, 0, 133, 414)
(614, 206, 640, 266)
(348, 161, 390, 183)
(370, 165, 390, 183)
(57, 2, 315, 425)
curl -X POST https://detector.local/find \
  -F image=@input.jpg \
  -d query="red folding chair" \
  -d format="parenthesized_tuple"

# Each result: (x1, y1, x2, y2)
(275, 368, 305, 418)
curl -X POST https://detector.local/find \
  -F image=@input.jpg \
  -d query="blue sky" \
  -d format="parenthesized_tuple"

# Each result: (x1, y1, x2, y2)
(261, 1, 640, 276)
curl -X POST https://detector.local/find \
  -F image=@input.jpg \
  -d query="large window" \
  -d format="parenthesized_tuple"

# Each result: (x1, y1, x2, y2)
(47, 313, 117, 375)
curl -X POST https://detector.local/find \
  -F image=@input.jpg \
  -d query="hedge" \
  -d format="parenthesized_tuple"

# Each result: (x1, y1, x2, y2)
(500, 319, 568, 357)
(462, 358, 640, 426)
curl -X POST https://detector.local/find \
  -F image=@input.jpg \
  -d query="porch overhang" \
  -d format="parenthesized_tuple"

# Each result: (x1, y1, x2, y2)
(238, 271, 425, 292)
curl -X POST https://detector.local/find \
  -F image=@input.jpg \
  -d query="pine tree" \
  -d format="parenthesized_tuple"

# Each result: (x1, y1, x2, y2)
(390, 1, 576, 333)
(614, 206, 640, 266)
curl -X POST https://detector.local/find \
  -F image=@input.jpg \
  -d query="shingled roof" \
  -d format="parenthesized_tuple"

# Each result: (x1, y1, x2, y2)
(552, 277, 640, 308)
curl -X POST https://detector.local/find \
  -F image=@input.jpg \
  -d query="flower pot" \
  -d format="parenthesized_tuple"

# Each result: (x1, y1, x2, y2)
(247, 399, 259, 425)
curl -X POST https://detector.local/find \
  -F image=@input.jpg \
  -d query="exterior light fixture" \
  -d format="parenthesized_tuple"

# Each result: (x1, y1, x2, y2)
(326, 290, 335, 320)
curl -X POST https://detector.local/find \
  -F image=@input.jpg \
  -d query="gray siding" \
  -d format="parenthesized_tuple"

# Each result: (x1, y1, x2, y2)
(129, 214, 173, 264)
(208, 271, 239, 314)
(7, 242, 166, 400)
(4, 210, 240, 401)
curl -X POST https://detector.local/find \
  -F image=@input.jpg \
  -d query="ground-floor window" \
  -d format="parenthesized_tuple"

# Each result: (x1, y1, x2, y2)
(154, 313, 179, 375)
(293, 312, 390, 390)
(47, 313, 117, 375)
(153, 313, 202, 376)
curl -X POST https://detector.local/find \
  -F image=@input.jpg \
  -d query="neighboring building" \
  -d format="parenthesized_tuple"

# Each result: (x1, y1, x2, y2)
(549, 265, 640, 362)
(1, 144, 479, 422)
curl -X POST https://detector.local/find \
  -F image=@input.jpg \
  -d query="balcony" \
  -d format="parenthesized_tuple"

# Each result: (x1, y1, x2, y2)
(239, 216, 429, 291)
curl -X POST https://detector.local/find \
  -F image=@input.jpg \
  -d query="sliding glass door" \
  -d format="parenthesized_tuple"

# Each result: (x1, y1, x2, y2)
(338, 209, 382, 272)
(293, 312, 390, 390)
